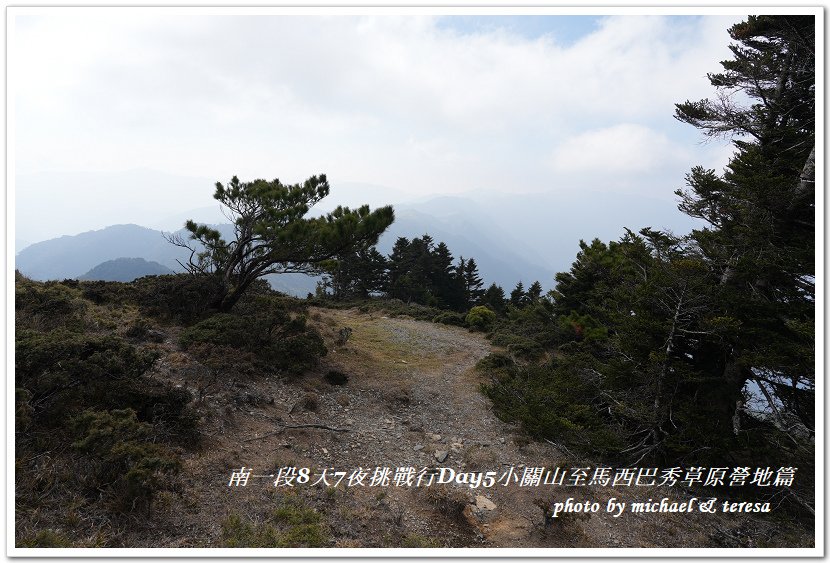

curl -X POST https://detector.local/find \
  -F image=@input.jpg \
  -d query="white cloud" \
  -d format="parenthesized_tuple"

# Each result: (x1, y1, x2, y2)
(11, 11, 742, 239)
(550, 123, 690, 175)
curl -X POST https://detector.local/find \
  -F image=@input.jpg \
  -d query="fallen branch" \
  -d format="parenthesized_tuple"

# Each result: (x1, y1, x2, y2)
(241, 422, 349, 442)
(282, 423, 350, 432)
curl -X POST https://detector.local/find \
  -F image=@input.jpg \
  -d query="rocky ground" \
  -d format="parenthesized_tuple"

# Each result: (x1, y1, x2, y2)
(127, 306, 812, 549)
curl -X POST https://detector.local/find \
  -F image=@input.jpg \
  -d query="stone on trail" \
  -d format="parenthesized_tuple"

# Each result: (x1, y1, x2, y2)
(434, 450, 449, 463)
(475, 495, 497, 511)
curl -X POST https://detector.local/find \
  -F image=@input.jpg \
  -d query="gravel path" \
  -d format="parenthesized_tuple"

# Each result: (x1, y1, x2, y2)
(141, 307, 798, 549)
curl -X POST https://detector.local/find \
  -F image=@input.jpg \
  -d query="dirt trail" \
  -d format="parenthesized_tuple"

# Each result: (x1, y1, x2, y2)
(143, 307, 793, 549)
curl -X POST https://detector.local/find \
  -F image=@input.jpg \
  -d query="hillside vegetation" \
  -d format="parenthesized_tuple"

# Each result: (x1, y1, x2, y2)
(15, 273, 813, 548)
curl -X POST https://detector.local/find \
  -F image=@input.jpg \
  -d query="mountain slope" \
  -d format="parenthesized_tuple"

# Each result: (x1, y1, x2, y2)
(15, 224, 189, 281)
(79, 257, 175, 282)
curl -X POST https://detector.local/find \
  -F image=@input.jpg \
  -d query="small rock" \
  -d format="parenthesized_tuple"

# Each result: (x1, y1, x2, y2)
(475, 495, 497, 511)
(450, 441, 463, 452)
(429, 433, 442, 442)
(413, 444, 425, 451)
(280, 442, 291, 449)
(345, 419, 355, 426)
(499, 437, 506, 444)
(434, 450, 449, 463)
(322, 448, 328, 454)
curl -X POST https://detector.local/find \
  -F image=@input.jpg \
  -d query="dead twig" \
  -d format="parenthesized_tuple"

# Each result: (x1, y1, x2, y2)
(241, 421, 349, 443)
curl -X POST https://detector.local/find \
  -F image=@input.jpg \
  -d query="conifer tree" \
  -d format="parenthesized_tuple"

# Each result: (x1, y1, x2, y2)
(168, 174, 394, 312)
(482, 283, 507, 315)
(527, 281, 543, 302)
(675, 15, 815, 437)
(509, 281, 526, 308)
(462, 258, 485, 308)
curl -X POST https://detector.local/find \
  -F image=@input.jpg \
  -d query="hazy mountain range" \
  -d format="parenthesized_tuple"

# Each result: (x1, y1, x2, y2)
(16, 169, 701, 296)
(14, 209, 556, 296)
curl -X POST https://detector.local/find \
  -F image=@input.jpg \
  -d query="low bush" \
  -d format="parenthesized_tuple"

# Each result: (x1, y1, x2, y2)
(465, 306, 496, 332)
(178, 297, 326, 375)
(16, 329, 194, 433)
(16, 277, 87, 332)
(353, 298, 442, 321)
(490, 333, 544, 361)
(70, 408, 181, 512)
(432, 311, 466, 327)
(481, 361, 622, 457)
(131, 274, 225, 325)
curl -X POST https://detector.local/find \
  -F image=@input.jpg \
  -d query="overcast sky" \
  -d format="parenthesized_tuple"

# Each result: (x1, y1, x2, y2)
(12, 10, 744, 243)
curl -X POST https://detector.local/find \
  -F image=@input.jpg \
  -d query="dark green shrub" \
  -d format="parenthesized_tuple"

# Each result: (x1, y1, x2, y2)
(465, 306, 496, 332)
(490, 333, 544, 361)
(179, 300, 326, 375)
(351, 298, 441, 321)
(432, 311, 466, 327)
(79, 279, 135, 306)
(70, 408, 180, 512)
(131, 274, 225, 324)
(16, 279, 87, 332)
(324, 370, 349, 385)
(476, 352, 514, 372)
(15, 330, 193, 431)
(481, 361, 622, 457)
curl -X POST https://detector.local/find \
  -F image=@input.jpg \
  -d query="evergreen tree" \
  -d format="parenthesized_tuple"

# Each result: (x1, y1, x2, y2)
(168, 174, 394, 312)
(675, 15, 815, 439)
(526, 281, 543, 302)
(484, 16, 815, 480)
(482, 283, 507, 315)
(325, 245, 388, 299)
(431, 242, 459, 309)
(509, 281, 526, 308)
(462, 258, 485, 308)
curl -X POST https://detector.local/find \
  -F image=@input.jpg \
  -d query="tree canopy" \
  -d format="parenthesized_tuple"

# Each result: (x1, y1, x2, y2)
(168, 174, 394, 312)
(484, 15, 815, 488)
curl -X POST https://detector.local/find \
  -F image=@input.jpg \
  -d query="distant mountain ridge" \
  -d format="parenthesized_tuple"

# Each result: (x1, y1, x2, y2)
(15, 224, 187, 281)
(15, 206, 555, 297)
(79, 257, 175, 282)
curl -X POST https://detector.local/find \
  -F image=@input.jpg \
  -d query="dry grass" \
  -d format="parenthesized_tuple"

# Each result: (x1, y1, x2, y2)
(462, 445, 498, 471)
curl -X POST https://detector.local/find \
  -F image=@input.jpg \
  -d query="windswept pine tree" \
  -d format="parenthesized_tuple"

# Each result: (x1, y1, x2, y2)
(167, 174, 394, 312)
(673, 15, 815, 444)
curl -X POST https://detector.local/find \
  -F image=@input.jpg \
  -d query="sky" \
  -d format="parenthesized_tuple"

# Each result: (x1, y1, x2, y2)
(11, 10, 745, 244)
